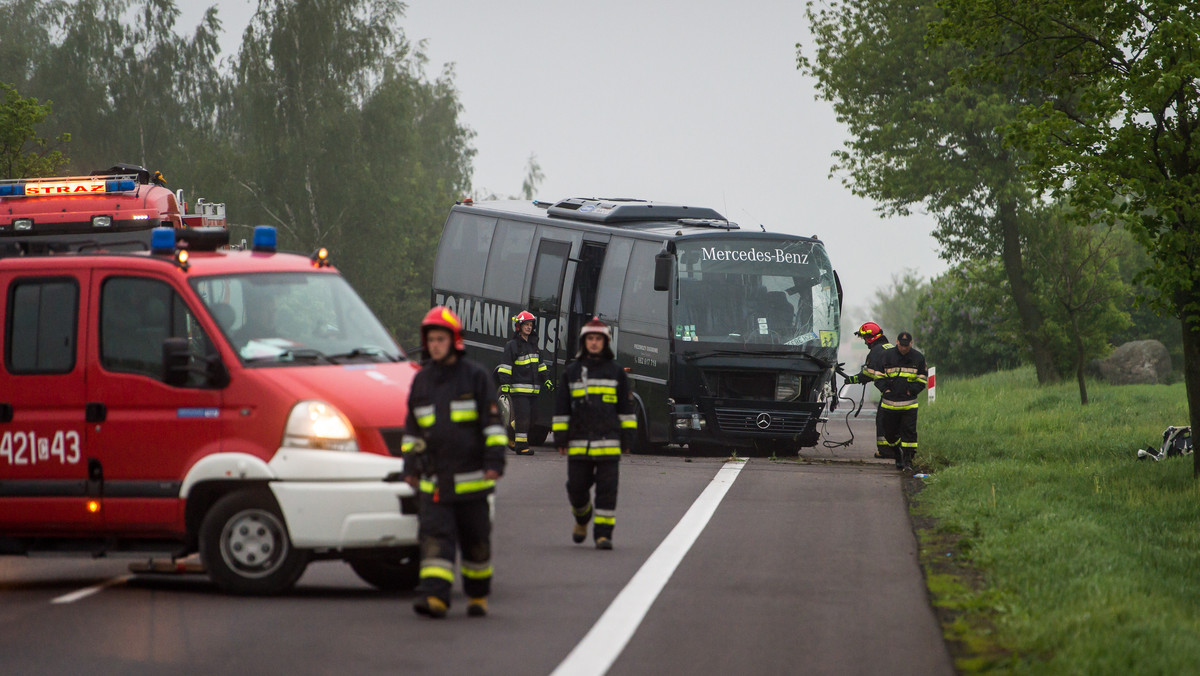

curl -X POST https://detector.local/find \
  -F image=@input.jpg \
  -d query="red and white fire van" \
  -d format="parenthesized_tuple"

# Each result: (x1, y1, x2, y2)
(0, 219, 420, 595)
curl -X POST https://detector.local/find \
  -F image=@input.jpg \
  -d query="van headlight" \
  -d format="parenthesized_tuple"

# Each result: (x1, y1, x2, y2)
(284, 400, 359, 452)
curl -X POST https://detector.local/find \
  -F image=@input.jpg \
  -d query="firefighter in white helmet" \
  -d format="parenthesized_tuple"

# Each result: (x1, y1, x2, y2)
(553, 318, 636, 550)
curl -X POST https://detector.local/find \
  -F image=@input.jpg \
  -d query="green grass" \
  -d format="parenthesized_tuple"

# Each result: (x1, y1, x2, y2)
(915, 366, 1200, 674)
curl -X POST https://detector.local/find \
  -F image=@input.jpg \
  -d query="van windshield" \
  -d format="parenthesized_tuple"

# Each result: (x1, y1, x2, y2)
(673, 237, 840, 357)
(192, 272, 405, 364)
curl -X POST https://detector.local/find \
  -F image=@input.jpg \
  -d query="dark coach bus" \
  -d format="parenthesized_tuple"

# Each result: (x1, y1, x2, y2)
(430, 197, 842, 453)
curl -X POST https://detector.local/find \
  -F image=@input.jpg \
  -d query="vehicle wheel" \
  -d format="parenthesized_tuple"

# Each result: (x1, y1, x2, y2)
(199, 490, 309, 595)
(348, 547, 420, 592)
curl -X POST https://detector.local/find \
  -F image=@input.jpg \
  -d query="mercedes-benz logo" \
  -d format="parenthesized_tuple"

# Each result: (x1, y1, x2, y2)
(756, 412, 772, 429)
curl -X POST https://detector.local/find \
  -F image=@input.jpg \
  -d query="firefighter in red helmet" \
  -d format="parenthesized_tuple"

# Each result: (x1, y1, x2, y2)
(496, 310, 553, 455)
(553, 318, 636, 550)
(843, 321, 895, 459)
(402, 306, 507, 618)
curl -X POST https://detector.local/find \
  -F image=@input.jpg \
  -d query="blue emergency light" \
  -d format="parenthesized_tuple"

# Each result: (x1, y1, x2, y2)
(252, 225, 277, 252)
(150, 227, 177, 254)
(105, 179, 137, 192)
(0, 184, 25, 197)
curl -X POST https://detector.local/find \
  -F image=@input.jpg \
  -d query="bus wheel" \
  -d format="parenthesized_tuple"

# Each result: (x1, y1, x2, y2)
(348, 547, 419, 592)
(199, 490, 309, 595)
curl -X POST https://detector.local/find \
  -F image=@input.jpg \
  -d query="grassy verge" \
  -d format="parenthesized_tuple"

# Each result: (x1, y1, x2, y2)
(912, 366, 1200, 674)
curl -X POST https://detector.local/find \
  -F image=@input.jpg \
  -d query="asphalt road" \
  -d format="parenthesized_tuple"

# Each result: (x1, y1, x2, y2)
(0, 414, 952, 675)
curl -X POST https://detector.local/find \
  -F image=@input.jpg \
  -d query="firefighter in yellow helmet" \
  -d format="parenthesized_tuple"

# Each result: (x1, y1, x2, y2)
(553, 318, 636, 550)
(402, 306, 507, 618)
(496, 310, 553, 455)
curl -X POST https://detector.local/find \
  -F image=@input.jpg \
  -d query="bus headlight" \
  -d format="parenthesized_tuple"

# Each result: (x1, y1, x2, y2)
(283, 400, 359, 452)
(775, 373, 801, 401)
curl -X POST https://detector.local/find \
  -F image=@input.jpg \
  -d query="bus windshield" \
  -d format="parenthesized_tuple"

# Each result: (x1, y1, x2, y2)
(673, 237, 840, 356)
(191, 272, 405, 364)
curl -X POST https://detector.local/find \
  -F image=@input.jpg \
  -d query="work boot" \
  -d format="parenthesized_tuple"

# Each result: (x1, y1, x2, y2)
(413, 595, 448, 619)
(572, 523, 588, 544)
(595, 537, 613, 550)
(903, 450, 915, 472)
(515, 447, 534, 456)
(467, 597, 488, 617)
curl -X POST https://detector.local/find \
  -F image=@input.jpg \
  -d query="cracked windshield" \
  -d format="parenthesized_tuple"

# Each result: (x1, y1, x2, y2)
(192, 272, 404, 364)
(673, 238, 840, 357)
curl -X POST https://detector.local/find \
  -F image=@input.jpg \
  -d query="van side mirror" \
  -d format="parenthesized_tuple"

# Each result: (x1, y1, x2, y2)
(163, 337, 230, 388)
(163, 337, 191, 387)
(653, 251, 673, 292)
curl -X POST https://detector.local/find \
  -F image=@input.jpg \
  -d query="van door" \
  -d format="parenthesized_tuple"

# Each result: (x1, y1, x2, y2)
(86, 272, 223, 533)
(0, 272, 97, 532)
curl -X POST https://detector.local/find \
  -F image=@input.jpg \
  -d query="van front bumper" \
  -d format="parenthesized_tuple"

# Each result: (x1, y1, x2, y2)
(267, 449, 419, 550)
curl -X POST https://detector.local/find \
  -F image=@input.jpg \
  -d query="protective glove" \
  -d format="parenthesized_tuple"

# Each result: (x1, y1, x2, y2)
(544, 379, 556, 391)
(500, 384, 510, 393)
(844, 373, 860, 385)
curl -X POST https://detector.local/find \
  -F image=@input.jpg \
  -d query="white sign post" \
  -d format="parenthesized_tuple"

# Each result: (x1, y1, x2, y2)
(927, 366, 936, 403)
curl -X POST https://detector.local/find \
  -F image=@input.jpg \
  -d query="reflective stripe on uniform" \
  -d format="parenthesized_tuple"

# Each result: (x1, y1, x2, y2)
(881, 399, 918, 410)
(619, 414, 637, 429)
(402, 434, 420, 453)
(552, 415, 570, 431)
(461, 560, 493, 580)
(594, 508, 615, 526)
(496, 364, 512, 375)
(484, 424, 508, 447)
(449, 399, 478, 422)
(514, 355, 540, 366)
(414, 405, 435, 428)
(567, 439, 622, 457)
(572, 502, 593, 517)
(420, 558, 456, 582)
(419, 479, 436, 494)
(511, 383, 537, 394)
(900, 441, 918, 448)
(876, 436, 888, 447)
(453, 470, 495, 494)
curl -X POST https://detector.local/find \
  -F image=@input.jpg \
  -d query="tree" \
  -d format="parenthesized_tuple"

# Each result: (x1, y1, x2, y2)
(933, 1, 1200, 473)
(868, 268, 928, 339)
(1028, 213, 1131, 404)
(0, 83, 70, 178)
(915, 261, 1024, 376)
(520, 153, 544, 200)
(798, 0, 1061, 383)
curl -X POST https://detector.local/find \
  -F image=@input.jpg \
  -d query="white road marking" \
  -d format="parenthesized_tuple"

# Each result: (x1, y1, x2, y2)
(550, 459, 747, 676)
(51, 576, 129, 604)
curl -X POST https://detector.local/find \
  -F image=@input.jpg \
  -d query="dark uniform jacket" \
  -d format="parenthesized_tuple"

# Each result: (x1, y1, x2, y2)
(851, 338, 893, 392)
(497, 334, 549, 396)
(552, 356, 637, 460)
(877, 346, 928, 411)
(402, 358, 508, 502)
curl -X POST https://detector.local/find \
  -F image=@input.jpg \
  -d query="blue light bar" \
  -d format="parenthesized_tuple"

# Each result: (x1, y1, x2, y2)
(106, 179, 136, 192)
(252, 225, 277, 252)
(0, 184, 25, 197)
(150, 227, 176, 254)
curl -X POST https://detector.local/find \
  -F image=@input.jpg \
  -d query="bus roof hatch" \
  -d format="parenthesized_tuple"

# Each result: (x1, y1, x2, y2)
(547, 198, 727, 224)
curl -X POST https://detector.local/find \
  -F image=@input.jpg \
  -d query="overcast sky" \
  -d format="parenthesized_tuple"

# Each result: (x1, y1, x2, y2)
(180, 0, 948, 320)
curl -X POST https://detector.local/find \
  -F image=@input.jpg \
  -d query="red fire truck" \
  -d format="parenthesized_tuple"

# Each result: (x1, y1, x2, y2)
(0, 171, 421, 595)
(0, 163, 225, 255)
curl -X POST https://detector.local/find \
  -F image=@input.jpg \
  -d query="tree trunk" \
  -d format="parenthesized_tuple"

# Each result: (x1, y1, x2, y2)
(1180, 308, 1200, 478)
(998, 198, 1059, 384)
(1071, 314, 1088, 405)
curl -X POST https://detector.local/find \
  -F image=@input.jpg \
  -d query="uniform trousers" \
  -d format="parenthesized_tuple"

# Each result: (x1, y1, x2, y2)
(415, 495, 492, 604)
(566, 459, 619, 540)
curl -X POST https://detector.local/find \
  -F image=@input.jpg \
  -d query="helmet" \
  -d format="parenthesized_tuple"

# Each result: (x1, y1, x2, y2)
(421, 306, 465, 354)
(854, 321, 884, 344)
(577, 317, 614, 359)
(513, 310, 535, 331)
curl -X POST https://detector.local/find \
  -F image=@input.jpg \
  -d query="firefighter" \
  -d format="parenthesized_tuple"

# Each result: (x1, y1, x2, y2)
(553, 318, 636, 550)
(402, 306, 508, 619)
(877, 331, 928, 471)
(496, 310, 554, 455)
(842, 321, 895, 459)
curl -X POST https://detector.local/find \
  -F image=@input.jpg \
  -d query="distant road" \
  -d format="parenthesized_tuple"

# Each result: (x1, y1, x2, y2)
(0, 417, 950, 676)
